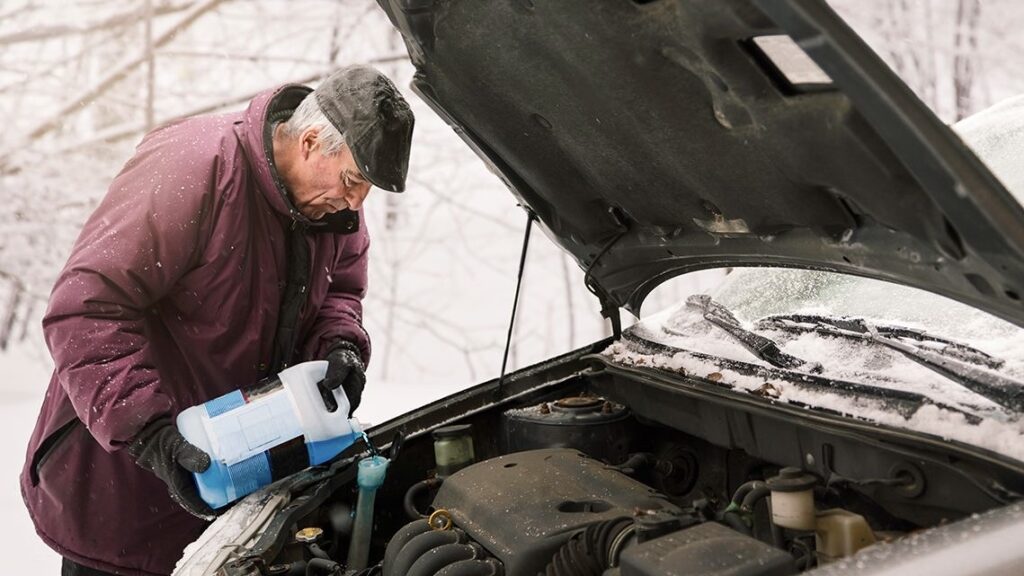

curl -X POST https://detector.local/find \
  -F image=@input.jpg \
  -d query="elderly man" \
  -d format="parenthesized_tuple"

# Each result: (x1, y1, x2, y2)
(20, 66, 414, 576)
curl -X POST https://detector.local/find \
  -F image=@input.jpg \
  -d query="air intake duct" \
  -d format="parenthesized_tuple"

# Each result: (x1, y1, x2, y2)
(382, 520, 501, 576)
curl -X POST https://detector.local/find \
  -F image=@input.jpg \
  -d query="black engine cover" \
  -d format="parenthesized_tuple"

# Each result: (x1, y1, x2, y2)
(432, 448, 681, 575)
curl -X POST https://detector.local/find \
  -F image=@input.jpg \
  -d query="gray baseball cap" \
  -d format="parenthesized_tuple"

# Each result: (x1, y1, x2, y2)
(315, 65, 415, 192)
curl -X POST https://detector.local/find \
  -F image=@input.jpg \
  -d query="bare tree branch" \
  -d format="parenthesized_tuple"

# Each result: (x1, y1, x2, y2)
(0, 1, 192, 46)
(560, 252, 576, 349)
(14, 0, 228, 146)
(144, 0, 156, 131)
(0, 2, 43, 23)
(953, 0, 982, 120)
(412, 179, 519, 233)
(0, 26, 123, 96)
(381, 259, 400, 379)
(47, 54, 407, 156)
(880, 1, 907, 77)
(156, 50, 331, 66)
(0, 283, 22, 350)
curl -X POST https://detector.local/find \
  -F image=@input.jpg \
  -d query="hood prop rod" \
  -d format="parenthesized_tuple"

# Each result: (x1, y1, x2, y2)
(585, 207, 629, 340)
(497, 208, 536, 395)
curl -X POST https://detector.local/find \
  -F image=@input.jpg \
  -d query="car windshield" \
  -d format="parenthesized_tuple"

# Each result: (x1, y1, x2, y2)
(630, 267, 1024, 405)
(607, 267, 1024, 461)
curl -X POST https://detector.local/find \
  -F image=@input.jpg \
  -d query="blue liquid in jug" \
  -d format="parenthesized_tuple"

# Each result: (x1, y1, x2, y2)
(194, 431, 362, 509)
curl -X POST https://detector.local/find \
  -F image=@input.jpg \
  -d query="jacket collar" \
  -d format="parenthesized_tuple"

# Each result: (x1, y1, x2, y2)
(238, 84, 318, 226)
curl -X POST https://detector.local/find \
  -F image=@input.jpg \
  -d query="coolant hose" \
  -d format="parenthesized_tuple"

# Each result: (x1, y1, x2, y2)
(731, 480, 767, 507)
(347, 456, 390, 571)
(722, 510, 752, 535)
(404, 478, 443, 519)
(540, 517, 633, 575)
(305, 558, 341, 575)
(732, 481, 786, 549)
(741, 485, 771, 511)
(307, 542, 330, 560)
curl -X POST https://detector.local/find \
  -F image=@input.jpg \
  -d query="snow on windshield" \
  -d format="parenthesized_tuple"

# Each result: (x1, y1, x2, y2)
(603, 341, 1024, 462)
(604, 267, 1024, 462)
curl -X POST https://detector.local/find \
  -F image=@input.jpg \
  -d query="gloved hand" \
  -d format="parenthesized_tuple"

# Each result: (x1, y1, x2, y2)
(128, 419, 216, 520)
(319, 340, 365, 416)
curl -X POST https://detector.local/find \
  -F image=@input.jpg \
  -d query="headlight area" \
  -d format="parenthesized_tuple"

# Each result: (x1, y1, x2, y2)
(194, 364, 1024, 576)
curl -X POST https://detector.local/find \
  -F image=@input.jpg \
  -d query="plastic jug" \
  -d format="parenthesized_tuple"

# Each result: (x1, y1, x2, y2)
(176, 361, 362, 509)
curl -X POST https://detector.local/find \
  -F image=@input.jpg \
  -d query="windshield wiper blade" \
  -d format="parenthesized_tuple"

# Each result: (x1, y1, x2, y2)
(619, 331, 985, 424)
(683, 295, 819, 372)
(758, 314, 1024, 412)
(759, 314, 1004, 369)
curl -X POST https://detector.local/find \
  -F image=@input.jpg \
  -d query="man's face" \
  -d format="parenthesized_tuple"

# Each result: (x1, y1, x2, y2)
(288, 130, 372, 220)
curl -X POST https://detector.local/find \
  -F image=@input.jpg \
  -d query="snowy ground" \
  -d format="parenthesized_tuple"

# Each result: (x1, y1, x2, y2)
(1, 344, 59, 572)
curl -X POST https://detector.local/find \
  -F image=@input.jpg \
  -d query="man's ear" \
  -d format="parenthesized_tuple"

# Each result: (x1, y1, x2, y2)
(300, 127, 320, 159)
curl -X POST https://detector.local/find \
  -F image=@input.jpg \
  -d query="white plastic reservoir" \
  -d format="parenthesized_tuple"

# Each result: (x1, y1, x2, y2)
(177, 361, 362, 509)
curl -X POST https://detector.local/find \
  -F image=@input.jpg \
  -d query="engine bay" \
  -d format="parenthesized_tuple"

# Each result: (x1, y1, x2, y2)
(205, 350, 1024, 576)
(367, 395, 908, 576)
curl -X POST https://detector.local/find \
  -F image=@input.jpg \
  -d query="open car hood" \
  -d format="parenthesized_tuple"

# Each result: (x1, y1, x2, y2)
(378, 0, 1024, 326)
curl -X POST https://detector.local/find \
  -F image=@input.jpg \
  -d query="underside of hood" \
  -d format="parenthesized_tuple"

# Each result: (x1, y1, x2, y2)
(378, 0, 1024, 326)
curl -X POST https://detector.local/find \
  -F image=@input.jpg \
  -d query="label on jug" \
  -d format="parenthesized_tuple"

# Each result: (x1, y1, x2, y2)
(204, 391, 302, 466)
(178, 361, 362, 508)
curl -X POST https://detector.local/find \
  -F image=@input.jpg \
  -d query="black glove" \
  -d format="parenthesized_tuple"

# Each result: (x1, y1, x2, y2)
(128, 419, 216, 520)
(319, 340, 365, 416)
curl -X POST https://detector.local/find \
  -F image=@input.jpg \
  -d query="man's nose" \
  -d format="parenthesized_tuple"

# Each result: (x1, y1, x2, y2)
(344, 184, 371, 210)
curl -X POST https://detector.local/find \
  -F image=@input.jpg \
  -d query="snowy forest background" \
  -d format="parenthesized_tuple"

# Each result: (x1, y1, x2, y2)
(1, 0, 1022, 569)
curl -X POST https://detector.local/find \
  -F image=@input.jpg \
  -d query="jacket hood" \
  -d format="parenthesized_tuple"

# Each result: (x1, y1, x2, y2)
(378, 0, 1024, 328)
(239, 84, 319, 225)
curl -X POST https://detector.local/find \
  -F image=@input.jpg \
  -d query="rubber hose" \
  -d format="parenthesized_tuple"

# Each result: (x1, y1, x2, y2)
(407, 542, 484, 576)
(732, 480, 767, 506)
(404, 479, 437, 520)
(383, 520, 432, 576)
(388, 528, 466, 576)
(305, 558, 341, 575)
(435, 558, 503, 576)
(722, 510, 751, 535)
(741, 485, 782, 549)
(741, 485, 772, 511)
(307, 542, 330, 560)
(540, 517, 633, 576)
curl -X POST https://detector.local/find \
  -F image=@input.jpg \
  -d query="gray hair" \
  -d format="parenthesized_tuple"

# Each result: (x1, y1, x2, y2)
(279, 91, 347, 156)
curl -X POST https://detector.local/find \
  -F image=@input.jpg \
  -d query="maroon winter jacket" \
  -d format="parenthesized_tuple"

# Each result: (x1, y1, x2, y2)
(21, 84, 372, 576)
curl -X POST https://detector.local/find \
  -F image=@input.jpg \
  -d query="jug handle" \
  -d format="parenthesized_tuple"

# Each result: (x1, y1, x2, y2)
(317, 379, 339, 413)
